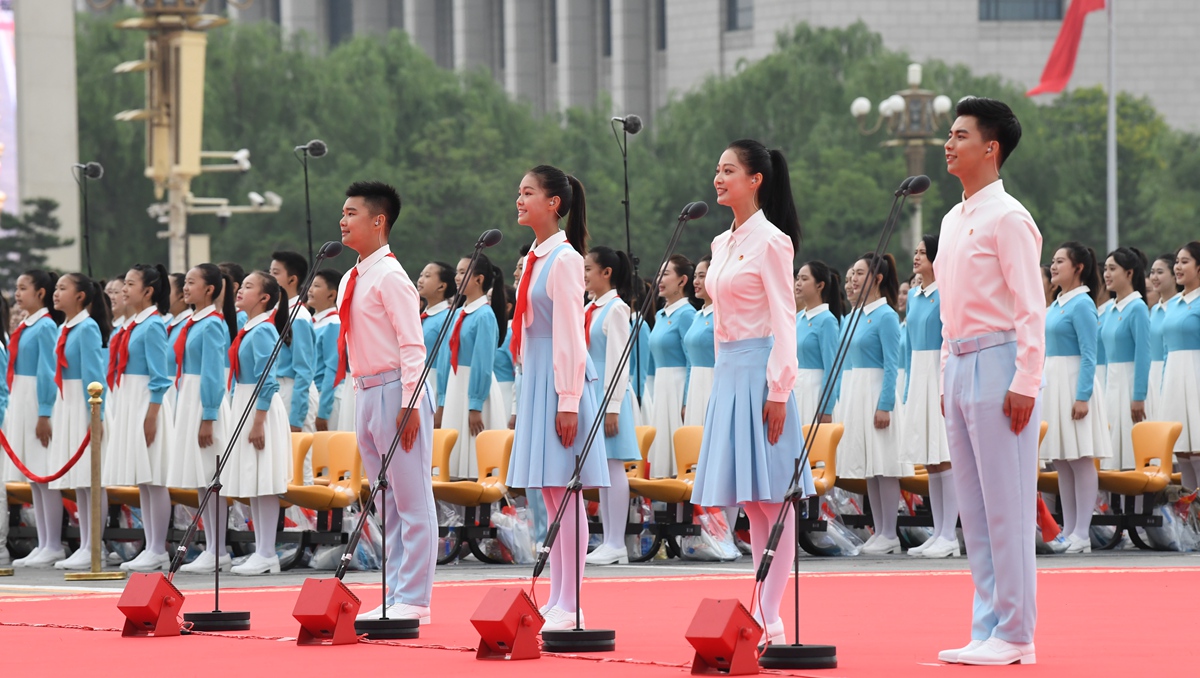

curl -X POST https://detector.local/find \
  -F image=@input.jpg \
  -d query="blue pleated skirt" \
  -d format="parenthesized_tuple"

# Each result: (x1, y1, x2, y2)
(692, 337, 816, 506)
(605, 388, 642, 462)
(507, 335, 611, 489)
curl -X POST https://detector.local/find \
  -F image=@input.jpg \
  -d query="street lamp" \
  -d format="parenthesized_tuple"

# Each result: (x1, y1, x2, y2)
(851, 63, 953, 253)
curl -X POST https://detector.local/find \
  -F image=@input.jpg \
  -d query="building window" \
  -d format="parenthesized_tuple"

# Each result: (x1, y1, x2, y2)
(726, 0, 753, 31)
(328, 0, 354, 46)
(435, 0, 454, 68)
(979, 0, 1063, 21)
(601, 0, 612, 57)
(549, 0, 558, 63)
(656, 0, 666, 50)
(498, 0, 506, 69)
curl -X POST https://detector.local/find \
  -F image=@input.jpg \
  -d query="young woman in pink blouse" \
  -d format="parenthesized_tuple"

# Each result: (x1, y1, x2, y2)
(691, 139, 815, 646)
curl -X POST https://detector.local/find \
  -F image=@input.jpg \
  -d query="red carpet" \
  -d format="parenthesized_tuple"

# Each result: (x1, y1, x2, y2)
(1, 567, 1197, 676)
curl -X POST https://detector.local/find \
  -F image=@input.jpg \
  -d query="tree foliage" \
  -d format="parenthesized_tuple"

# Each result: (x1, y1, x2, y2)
(0, 199, 73, 292)
(74, 14, 1200, 282)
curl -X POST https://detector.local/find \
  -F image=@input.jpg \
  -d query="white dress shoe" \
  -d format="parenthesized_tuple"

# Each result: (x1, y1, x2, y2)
(125, 552, 171, 572)
(761, 618, 785, 646)
(23, 548, 66, 567)
(385, 603, 431, 625)
(119, 550, 153, 571)
(54, 549, 95, 570)
(957, 637, 1035, 665)
(356, 604, 385, 621)
(860, 536, 901, 555)
(861, 534, 878, 550)
(921, 537, 961, 559)
(938, 639, 984, 663)
(1064, 534, 1091, 554)
(907, 535, 936, 556)
(12, 547, 42, 567)
(179, 551, 233, 574)
(541, 607, 585, 632)
(585, 544, 629, 565)
(231, 553, 281, 575)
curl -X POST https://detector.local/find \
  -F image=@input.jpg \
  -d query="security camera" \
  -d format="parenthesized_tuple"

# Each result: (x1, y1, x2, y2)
(264, 191, 282, 208)
(248, 191, 265, 207)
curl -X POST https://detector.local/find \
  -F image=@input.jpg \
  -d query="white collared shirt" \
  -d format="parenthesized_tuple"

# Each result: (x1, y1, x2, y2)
(1055, 286, 1090, 307)
(661, 297, 690, 318)
(1113, 291, 1142, 313)
(586, 289, 631, 415)
(312, 306, 339, 328)
(64, 310, 89, 329)
(804, 303, 829, 320)
(920, 281, 939, 297)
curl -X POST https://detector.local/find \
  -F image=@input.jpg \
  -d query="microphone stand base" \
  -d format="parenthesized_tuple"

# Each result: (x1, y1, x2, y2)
(540, 628, 616, 653)
(354, 617, 420, 640)
(758, 643, 838, 670)
(183, 610, 251, 632)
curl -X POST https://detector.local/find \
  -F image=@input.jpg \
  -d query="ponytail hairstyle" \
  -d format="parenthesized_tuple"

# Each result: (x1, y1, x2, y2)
(857, 252, 900, 310)
(589, 246, 635, 305)
(131, 263, 171, 315)
(664, 254, 697, 308)
(726, 139, 801, 249)
(23, 269, 65, 324)
(218, 262, 246, 285)
(251, 270, 290, 346)
(1106, 247, 1147, 299)
(0, 293, 9, 343)
(196, 263, 238, 340)
(470, 253, 508, 347)
(430, 261, 457, 303)
(1056, 241, 1101, 302)
(802, 260, 844, 318)
(1156, 252, 1184, 293)
(631, 277, 656, 330)
(63, 273, 113, 347)
(527, 165, 588, 255)
(504, 285, 516, 320)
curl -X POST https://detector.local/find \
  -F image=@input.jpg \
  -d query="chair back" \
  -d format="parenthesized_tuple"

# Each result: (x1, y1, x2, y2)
(474, 429, 514, 491)
(1039, 421, 1048, 445)
(632, 426, 656, 478)
(290, 432, 314, 486)
(1132, 421, 1182, 474)
(324, 431, 363, 502)
(673, 426, 705, 482)
(309, 431, 340, 481)
(802, 423, 843, 479)
(431, 429, 459, 482)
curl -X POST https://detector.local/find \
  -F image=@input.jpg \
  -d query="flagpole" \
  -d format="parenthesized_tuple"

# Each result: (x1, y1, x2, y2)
(1106, 0, 1118, 252)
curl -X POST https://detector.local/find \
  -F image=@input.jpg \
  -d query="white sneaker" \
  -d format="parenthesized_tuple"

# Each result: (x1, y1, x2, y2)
(938, 639, 984, 663)
(860, 536, 901, 555)
(54, 549, 95, 570)
(538, 603, 553, 616)
(861, 534, 878, 550)
(762, 618, 785, 646)
(119, 550, 153, 571)
(230, 553, 281, 575)
(124, 551, 170, 572)
(178, 551, 233, 574)
(0, 546, 11, 567)
(22, 547, 66, 567)
(541, 607, 585, 632)
(384, 603, 431, 625)
(12, 547, 43, 567)
(1064, 534, 1091, 554)
(584, 544, 629, 565)
(356, 604, 385, 621)
(921, 537, 961, 559)
(957, 637, 1035, 665)
(907, 535, 936, 556)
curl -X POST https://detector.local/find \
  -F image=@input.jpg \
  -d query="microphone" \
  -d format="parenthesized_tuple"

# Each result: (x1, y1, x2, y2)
(684, 201, 709, 220)
(295, 139, 328, 158)
(477, 228, 504, 248)
(893, 176, 914, 197)
(611, 114, 643, 134)
(318, 240, 343, 259)
(74, 162, 104, 180)
(905, 175, 932, 196)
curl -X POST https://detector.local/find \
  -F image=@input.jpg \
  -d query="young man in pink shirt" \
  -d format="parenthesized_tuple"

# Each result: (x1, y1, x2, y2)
(935, 97, 1045, 666)
(337, 181, 437, 624)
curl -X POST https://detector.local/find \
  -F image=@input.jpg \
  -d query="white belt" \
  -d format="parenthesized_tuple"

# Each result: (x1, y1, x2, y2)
(355, 367, 404, 390)
(948, 330, 1017, 356)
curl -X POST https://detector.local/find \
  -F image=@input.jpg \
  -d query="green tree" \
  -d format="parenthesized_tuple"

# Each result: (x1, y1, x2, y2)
(0, 199, 73, 291)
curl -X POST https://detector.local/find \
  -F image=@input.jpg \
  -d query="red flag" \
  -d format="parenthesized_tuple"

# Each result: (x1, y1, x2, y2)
(1026, 0, 1105, 97)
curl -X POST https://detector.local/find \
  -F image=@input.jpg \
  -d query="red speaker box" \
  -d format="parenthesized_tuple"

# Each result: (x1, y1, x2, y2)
(470, 587, 544, 660)
(293, 577, 362, 646)
(685, 598, 762, 676)
(117, 573, 184, 638)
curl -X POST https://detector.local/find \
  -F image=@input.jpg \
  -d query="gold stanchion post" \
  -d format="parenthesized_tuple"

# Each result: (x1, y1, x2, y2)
(65, 382, 126, 581)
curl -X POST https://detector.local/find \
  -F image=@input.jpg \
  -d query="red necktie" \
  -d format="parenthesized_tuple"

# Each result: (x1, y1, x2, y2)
(113, 318, 144, 387)
(335, 267, 360, 388)
(448, 310, 467, 374)
(510, 251, 540, 359)
(173, 316, 199, 387)
(6, 322, 25, 390)
(54, 326, 71, 395)
(420, 311, 428, 321)
(584, 303, 598, 348)
(227, 327, 249, 390)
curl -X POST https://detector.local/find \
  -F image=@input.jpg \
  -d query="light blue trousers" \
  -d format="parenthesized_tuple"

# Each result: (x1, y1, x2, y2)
(943, 341, 1041, 645)
(356, 380, 437, 608)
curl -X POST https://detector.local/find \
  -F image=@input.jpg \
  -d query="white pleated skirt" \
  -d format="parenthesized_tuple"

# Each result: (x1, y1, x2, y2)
(166, 374, 231, 489)
(1103, 361, 1138, 470)
(1039, 356, 1112, 461)
(3, 376, 52, 481)
(792, 368, 826, 429)
(647, 367, 687, 478)
(903, 351, 951, 466)
(683, 366, 714, 427)
(278, 377, 318, 432)
(101, 374, 175, 486)
(1160, 350, 1200, 452)
(1146, 360, 1164, 422)
(1096, 364, 1108, 393)
(496, 380, 515, 423)
(331, 382, 356, 432)
(442, 365, 507, 479)
(639, 378, 655, 429)
(223, 384, 291, 497)
(838, 368, 911, 479)
(48, 381, 95, 490)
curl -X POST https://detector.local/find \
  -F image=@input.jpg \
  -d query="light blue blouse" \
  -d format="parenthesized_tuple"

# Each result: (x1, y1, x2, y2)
(180, 310, 232, 421)
(234, 317, 281, 411)
(57, 315, 107, 410)
(122, 310, 172, 404)
(1045, 287, 1098, 402)
(1098, 293, 1150, 402)
(1162, 290, 1200, 353)
(796, 305, 839, 416)
(682, 306, 716, 369)
(1149, 299, 1170, 362)
(904, 284, 943, 401)
(10, 311, 58, 417)
(845, 298, 900, 412)
(648, 299, 696, 398)
(312, 311, 341, 421)
(436, 299, 500, 411)
(276, 301, 316, 428)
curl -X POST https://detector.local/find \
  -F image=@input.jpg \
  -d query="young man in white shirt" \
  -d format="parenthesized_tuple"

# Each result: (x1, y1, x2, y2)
(935, 97, 1045, 666)
(337, 181, 437, 624)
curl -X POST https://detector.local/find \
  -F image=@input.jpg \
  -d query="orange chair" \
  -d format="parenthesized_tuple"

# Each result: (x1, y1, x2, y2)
(582, 425, 654, 502)
(432, 429, 513, 563)
(623, 426, 705, 561)
(283, 432, 363, 512)
(1096, 421, 1181, 549)
(803, 423, 843, 497)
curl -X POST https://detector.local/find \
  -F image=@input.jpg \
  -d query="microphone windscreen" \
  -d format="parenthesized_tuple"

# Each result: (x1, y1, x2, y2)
(307, 140, 328, 158)
(625, 114, 643, 135)
(907, 175, 932, 195)
(84, 162, 104, 180)
(678, 201, 696, 219)
(319, 240, 344, 258)
(685, 201, 709, 220)
(479, 229, 504, 247)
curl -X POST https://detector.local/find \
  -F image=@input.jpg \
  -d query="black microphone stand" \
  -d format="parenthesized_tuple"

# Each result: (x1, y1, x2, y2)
(72, 165, 96, 278)
(536, 201, 707, 654)
(610, 119, 647, 404)
(347, 229, 501, 640)
(171, 241, 343, 632)
(756, 176, 925, 671)
(294, 144, 325, 263)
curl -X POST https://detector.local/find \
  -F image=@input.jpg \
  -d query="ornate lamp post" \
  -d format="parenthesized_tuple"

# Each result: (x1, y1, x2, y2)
(851, 64, 953, 253)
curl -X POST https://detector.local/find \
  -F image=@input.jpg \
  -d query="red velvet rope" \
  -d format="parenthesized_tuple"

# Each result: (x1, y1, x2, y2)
(0, 428, 91, 484)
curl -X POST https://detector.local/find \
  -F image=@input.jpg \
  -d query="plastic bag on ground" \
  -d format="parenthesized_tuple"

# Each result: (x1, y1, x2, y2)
(493, 501, 535, 564)
(679, 506, 739, 561)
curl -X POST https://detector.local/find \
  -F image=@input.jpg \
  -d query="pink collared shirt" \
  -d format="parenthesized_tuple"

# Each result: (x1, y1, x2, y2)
(337, 244, 427, 406)
(514, 229, 587, 413)
(705, 209, 798, 402)
(934, 179, 1045, 398)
